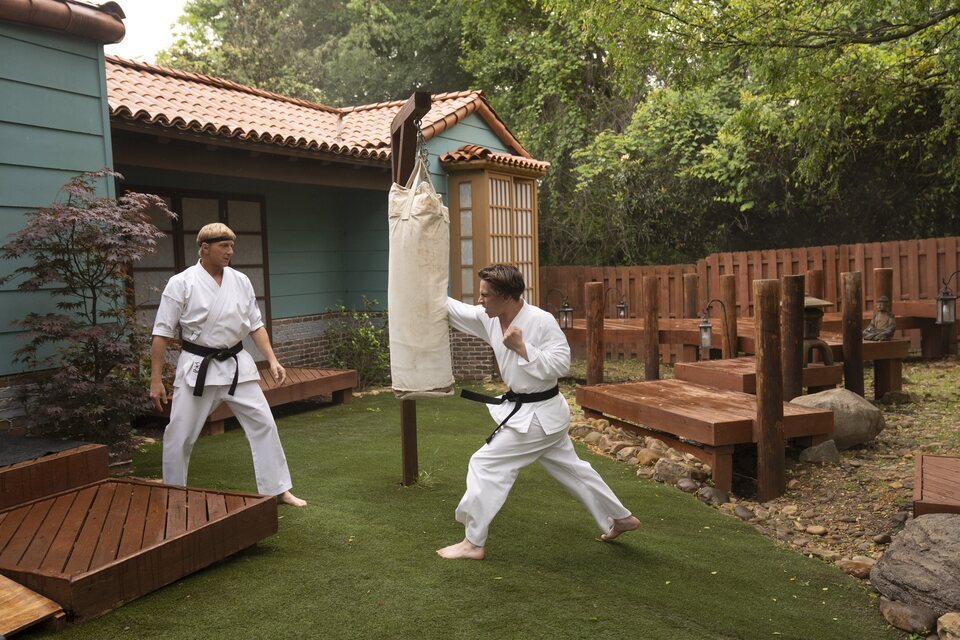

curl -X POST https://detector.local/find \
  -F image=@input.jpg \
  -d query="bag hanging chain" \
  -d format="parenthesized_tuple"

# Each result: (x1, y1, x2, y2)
(414, 118, 429, 166)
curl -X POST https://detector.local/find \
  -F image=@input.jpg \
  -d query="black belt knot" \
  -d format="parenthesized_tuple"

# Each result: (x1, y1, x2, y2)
(181, 340, 243, 397)
(460, 385, 560, 444)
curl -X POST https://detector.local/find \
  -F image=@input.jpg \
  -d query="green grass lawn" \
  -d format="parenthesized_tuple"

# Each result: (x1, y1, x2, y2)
(27, 387, 900, 640)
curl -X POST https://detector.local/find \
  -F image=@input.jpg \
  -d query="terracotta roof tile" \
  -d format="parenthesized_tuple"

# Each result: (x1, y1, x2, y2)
(440, 144, 551, 175)
(106, 56, 542, 167)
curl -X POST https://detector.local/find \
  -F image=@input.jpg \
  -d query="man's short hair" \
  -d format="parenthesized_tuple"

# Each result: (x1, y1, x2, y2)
(478, 264, 525, 301)
(196, 223, 236, 256)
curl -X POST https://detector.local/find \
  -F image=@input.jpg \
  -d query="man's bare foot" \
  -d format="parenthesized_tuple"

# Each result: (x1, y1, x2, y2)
(277, 490, 307, 507)
(601, 515, 640, 541)
(436, 538, 485, 560)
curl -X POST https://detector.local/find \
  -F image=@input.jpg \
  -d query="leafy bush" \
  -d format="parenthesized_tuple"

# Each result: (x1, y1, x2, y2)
(0, 170, 174, 443)
(323, 298, 390, 389)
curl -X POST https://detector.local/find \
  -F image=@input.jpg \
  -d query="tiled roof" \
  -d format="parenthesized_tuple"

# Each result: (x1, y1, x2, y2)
(106, 56, 540, 166)
(440, 144, 551, 176)
(0, 0, 125, 43)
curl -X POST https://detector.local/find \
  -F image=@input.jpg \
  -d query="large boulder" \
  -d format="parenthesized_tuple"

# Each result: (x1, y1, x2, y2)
(870, 514, 960, 616)
(790, 388, 884, 449)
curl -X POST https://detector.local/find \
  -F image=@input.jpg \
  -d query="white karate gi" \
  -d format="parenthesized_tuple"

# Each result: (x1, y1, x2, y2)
(153, 263, 293, 496)
(447, 297, 632, 546)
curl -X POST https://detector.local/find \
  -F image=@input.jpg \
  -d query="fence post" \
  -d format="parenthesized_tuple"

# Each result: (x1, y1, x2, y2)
(643, 276, 660, 380)
(806, 269, 825, 299)
(781, 274, 805, 401)
(682, 273, 700, 362)
(720, 274, 737, 359)
(755, 278, 785, 501)
(842, 271, 865, 396)
(586, 282, 604, 385)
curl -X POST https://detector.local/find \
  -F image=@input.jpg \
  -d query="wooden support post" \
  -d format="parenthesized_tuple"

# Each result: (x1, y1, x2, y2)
(720, 274, 737, 359)
(754, 278, 785, 502)
(643, 276, 660, 380)
(842, 271, 865, 397)
(586, 282, 605, 385)
(806, 269, 825, 299)
(681, 273, 700, 362)
(391, 91, 431, 486)
(781, 274, 805, 401)
(874, 267, 893, 306)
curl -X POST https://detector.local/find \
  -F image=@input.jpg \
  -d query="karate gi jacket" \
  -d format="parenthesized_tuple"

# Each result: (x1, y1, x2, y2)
(153, 263, 264, 391)
(447, 297, 571, 435)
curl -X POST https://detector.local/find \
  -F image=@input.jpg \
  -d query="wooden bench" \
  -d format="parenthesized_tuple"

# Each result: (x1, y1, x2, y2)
(914, 454, 960, 516)
(674, 356, 843, 394)
(204, 366, 357, 434)
(576, 379, 833, 493)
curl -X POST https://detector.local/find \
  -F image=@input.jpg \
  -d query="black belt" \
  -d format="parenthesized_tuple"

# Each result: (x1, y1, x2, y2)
(181, 340, 243, 397)
(460, 385, 560, 444)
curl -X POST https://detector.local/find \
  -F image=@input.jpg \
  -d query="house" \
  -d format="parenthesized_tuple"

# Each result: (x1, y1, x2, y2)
(0, 0, 549, 428)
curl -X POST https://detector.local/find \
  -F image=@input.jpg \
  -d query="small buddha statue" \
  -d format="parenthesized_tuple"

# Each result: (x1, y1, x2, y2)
(863, 295, 896, 341)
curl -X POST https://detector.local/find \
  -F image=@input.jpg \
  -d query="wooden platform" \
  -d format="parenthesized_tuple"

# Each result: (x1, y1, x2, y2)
(0, 479, 277, 620)
(674, 357, 843, 394)
(577, 379, 833, 492)
(0, 573, 64, 636)
(914, 454, 960, 516)
(1, 444, 109, 511)
(204, 366, 357, 434)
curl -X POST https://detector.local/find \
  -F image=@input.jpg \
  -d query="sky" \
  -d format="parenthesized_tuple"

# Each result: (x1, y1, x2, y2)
(104, 0, 191, 62)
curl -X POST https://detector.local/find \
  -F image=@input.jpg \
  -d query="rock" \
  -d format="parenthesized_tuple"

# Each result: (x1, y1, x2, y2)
(870, 514, 960, 616)
(837, 557, 875, 579)
(806, 525, 827, 536)
(677, 478, 700, 493)
(781, 504, 799, 516)
(892, 511, 910, 524)
(569, 424, 594, 438)
(807, 546, 840, 562)
(790, 388, 885, 449)
(583, 431, 603, 445)
(873, 533, 892, 544)
(939, 612, 960, 640)
(734, 505, 754, 521)
(695, 486, 729, 505)
(786, 479, 800, 490)
(880, 390, 914, 405)
(634, 448, 661, 466)
(652, 458, 695, 485)
(878, 597, 939, 635)
(799, 439, 841, 463)
(636, 466, 656, 479)
(616, 446, 639, 461)
(645, 437, 668, 452)
(793, 520, 806, 531)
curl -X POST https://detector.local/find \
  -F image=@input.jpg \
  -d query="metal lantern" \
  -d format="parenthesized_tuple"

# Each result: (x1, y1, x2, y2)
(616, 299, 628, 319)
(606, 287, 627, 319)
(559, 300, 574, 329)
(937, 283, 957, 325)
(699, 314, 713, 350)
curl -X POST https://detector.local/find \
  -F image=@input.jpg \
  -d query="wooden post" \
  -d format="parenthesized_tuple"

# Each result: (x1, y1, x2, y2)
(781, 274, 805, 401)
(874, 267, 893, 307)
(842, 271, 865, 397)
(720, 274, 737, 359)
(806, 269, 824, 299)
(391, 91, 431, 486)
(643, 276, 660, 380)
(754, 278, 785, 502)
(586, 282, 604, 385)
(681, 273, 699, 362)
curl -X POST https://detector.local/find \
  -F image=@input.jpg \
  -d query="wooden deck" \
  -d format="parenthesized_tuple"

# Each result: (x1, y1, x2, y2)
(577, 379, 833, 492)
(204, 366, 356, 434)
(914, 454, 960, 516)
(1, 444, 109, 511)
(0, 573, 64, 636)
(675, 357, 843, 394)
(0, 479, 277, 620)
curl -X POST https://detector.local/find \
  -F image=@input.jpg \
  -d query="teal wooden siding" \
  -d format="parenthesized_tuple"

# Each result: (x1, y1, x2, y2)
(0, 22, 116, 375)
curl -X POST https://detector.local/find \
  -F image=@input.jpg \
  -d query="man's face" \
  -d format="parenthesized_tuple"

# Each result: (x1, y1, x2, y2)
(203, 240, 234, 268)
(478, 280, 508, 318)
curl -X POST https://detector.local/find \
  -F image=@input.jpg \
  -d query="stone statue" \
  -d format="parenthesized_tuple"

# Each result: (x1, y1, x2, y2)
(863, 295, 896, 341)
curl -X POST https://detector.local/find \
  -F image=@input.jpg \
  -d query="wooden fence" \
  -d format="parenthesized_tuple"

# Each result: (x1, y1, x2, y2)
(540, 235, 960, 359)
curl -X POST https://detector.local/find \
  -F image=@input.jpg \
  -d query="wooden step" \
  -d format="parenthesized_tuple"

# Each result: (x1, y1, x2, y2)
(914, 454, 960, 516)
(0, 573, 64, 636)
(675, 356, 843, 394)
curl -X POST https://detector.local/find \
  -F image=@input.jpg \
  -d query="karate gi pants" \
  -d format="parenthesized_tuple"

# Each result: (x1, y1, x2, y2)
(163, 380, 293, 496)
(456, 416, 632, 546)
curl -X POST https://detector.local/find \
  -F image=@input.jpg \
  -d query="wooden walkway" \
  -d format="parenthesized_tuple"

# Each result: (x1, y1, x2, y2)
(0, 573, 64, 636)
(914, 454, 960, 516)
(675, 357, 843, 394)
(577, 379, 833, 493)
(204, 366, 356, 434)
(0, 478, 277, 620)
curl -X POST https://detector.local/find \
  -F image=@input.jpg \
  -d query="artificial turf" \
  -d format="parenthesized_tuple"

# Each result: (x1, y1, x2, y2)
(27, 386, 901, 640)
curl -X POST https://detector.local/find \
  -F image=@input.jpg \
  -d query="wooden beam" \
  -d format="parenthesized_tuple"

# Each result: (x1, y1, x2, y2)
(781, 274, 805, 401)
(643, 276, 660, 380)
(754, 278, 785, 502)
(586, 282, 605, 385)
(683, 273, 699, 319)
(842, 271, 865, 396)
(720, 274, 737, 359)
(391, 91, 432, 185)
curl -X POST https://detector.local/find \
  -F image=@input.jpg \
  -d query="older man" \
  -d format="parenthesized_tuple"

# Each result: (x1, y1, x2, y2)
(149, 223, 305, 507)
(437, 264, 639, 560)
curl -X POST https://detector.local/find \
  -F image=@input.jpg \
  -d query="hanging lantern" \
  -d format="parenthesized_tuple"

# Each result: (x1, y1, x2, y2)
(699, 314, 713, 350)
(559, 300, 574, 329)
(616, 298, 628, 319)
(936, 271, 960, 325)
